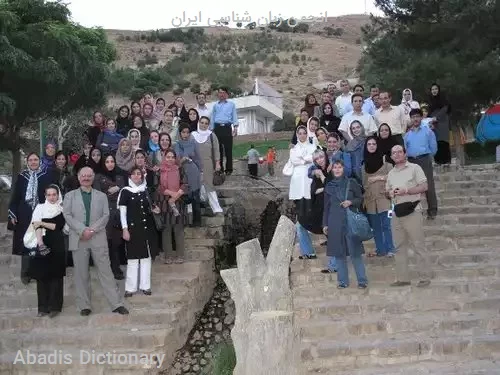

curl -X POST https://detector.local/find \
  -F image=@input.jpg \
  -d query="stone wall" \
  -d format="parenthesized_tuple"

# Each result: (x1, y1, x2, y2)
(234, 132, 294, 144)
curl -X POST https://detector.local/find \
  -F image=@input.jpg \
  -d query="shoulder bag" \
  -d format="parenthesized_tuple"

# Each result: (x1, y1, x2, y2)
(210, 133, 225, 186)
(344, 179, 373, 241)
(145, 192, 165, 231)
(282, 159, 294, 176)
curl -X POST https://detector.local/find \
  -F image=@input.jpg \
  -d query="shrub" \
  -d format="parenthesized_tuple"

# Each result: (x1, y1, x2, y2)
(263, 59, 272, 67)
(172, 88, 184, 95)
(298, 67, 305, 75)
(190, 82, 201, 94)
(355, 38, 362, 45)
(203, 343, 236, 375)
(176, 79, 190, 89)
(150, 46, 155, 51)
(171, 46, 176, 53)
(301, 54, 306, 61)
(117, 34, 125, 42)
(270, 70, 280, 77)
(273, 111, 297, 131)
(125, 35, 131, 41)
(253, 67, 267, 76)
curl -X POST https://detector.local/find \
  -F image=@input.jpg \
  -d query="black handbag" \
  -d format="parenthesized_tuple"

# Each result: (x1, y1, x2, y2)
(210, 134, 225, 186)
(25, 244, 51, 258)
(394, 200, 420, 218)
(145, 192, 165, 231)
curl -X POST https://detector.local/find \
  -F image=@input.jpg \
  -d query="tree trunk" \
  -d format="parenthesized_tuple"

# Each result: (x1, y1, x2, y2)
(220, 216, 303, 375)
(10, 126, 21, 191)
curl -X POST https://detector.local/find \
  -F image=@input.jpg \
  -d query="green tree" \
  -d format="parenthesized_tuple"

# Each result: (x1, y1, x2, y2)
(0, 0, 115, 178)
(273, 111, 296, 132)
(360, 0, 500, 165)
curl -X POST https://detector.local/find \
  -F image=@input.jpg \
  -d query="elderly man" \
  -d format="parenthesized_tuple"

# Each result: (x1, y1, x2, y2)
(386, 145, 432, 288)
(63, 167, 128, 316)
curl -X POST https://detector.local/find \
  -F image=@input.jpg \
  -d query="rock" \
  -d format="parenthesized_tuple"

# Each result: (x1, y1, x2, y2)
(213, 317, 220, 323)
(204, 352, 212, 359)
(224, 314, 235, 325)
(200, 359, 208, 366)
(182, 364, 190, 372)
(193, 365, 200, 372)
(204, 331, 212, 338)
(193, 330, 202, 340)
(215, 334, 222, 343)
(215, 322, 223, 332)
(200, 347, 206, 352)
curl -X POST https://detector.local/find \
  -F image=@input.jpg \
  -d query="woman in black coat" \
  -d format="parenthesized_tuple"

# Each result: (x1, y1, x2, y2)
(8, 152, 54, 284)
(118, 167, 160, 296)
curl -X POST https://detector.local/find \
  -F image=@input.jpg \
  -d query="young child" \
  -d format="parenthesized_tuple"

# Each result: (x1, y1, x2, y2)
(266, 146, 276, 176)
(158, 149, 188, 264)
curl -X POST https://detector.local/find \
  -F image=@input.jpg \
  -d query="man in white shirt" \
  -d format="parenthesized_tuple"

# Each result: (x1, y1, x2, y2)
(339, 94, 378, 140)
(335, 79, 353, 117)
(344, 84, 376, 116)
(195, 92, 211, 119)
(375, 91, 410, 145)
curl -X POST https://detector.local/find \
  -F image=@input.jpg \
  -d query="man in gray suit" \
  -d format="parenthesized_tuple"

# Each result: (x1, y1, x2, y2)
(63, 167, 129, 316)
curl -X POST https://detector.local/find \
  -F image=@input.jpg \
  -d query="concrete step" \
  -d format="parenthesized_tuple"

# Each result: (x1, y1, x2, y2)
(294, 294, 500, 320)
(291, 261, 500, 286)
(293, 279, 500, 305)
(324, 355, 500, 375)
(301, 333, 500, 370)
(299, 309, 500, 340)
(439, 194, 500, 206)
(0, 347, 170, 374)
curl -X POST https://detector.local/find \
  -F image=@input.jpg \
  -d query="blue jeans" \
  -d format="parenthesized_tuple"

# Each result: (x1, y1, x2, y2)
(327, 256, 337, 272)
(296, 223, 315, 256)
(367, 212, 395, 255)
(336, 255, 368, 286)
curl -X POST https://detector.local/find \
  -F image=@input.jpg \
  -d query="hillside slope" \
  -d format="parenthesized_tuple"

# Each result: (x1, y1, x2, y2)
(105, 14, 369, 112)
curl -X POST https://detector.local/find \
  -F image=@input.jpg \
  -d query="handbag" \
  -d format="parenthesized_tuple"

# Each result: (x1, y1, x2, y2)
(344, 180, 373, 241)
(210, 134, 225, 186)
(394, 200, 420, 218)
(25, 244, 51, 258)
(282, 159, 294, 176)
(145, 192, 165, 231)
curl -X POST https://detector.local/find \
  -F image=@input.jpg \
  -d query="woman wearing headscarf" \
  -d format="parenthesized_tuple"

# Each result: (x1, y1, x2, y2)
(94, 154, 127, 280)
(41, 140, 57, 171)
(115, 138, 136, 173)
(158, 149, 188, 264)
(130, 115, 149, 150)
(429, 83, 452, 165)
(73, 141, 94, 176)
(168, 97, 190, 123)
(154, 98, 166, 122)
(174, 123, 204, 227)
(324, 133, 352, 177)
(303, 93, 320, 118)
(376, 123, 396, 165)
(23, 184, 66, 317)
(315, 127, 328, 151)
(159, 109, 176, 138)
(53, 151, 76, 196)
(323, 160, 367, 289)
(297, 149, 329, 260)
(191, 116, 224, 215)
(143, 103, 160, 131)
(187, 108, 201, 133)
(8, 152, 54, 284)
(96, 118, 124, 155)
(88, 147, 103, 175)
(116, 105, 132, 136)
(320, 103, 341, 135)
(119, 167, 160, 297)
(127, 128, 142, 152)
(295, 109, 310, 127)
(87, 111, 105, 147)
(291, 116, 319, 146)
(159, 132, 172, 157)
(400, 88, 420, 116)
(362, 136, 395, 258)
(130, 101, 142, 117)
(345, 120, 367, 184)
(146, 130, 161, 192)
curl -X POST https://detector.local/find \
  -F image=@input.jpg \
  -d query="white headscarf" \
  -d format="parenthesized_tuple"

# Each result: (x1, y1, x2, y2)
(191, 121, 212, 144)
(401, 88, 420, 109)
(23, 185, 63, 249)
(306, 117, 319, 146)
(116, 177, 147, 208)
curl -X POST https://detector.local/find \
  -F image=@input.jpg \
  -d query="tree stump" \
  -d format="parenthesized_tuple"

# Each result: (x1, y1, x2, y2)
(220, 215, 303, 375)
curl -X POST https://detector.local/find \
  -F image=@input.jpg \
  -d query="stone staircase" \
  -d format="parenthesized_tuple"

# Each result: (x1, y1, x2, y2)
(291, 164, 500, 374)
(0, 197, 233, 375)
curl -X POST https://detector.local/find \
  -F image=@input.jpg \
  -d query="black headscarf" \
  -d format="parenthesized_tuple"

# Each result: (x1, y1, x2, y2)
(363, 136, 384, 174)
(187, 108, 200, 132)
(88, 147, 103, 174)
(376, 123, 396, 165)
(101, 154, 118, 181)
(116, 105, 132, 136)
(429, 83, 451, 114)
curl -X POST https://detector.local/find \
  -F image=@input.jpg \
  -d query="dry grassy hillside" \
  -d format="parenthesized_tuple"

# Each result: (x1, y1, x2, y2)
(105, 14, 370, 113)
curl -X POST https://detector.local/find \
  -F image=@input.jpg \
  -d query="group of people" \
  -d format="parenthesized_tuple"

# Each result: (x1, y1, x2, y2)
(8, 87, 241, 318)
(288, 81, 447, 288)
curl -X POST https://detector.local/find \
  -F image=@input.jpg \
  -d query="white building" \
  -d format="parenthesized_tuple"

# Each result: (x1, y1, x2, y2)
(207, 78, 283, 135)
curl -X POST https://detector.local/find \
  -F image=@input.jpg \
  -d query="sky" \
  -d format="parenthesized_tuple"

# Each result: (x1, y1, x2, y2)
(66, 0, 380, 30)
